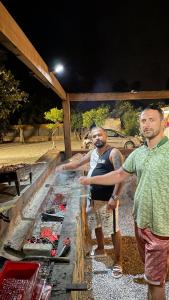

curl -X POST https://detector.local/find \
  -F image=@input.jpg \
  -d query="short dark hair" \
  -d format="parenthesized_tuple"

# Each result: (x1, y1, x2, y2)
(142, 104, 164, 119)
(91, 127, 106, 133)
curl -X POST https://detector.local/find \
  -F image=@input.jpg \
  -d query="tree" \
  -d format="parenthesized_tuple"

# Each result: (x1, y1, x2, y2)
(122, 110, 140, 136)
(82, 109, 95, 129)
(94, 106, 110, 126)
(0, 66, 28, 136)
(18, 118, 25, 143)
(111, 101, 139, 135)
(17, 91, 61, 124)
(71, 110, 83, 140)
(82, 106, 110, 129)
(44, 107, 63, 148)
(112, 101, 134, 119)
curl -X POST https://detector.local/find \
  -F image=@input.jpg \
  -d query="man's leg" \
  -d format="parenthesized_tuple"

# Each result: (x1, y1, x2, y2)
(86, 200, 105, 255)
(94, 227, 105, 254)
(148, 284, 166, 300)
(135, 225, 169, 300)
(111, 206, 122, 277)
(111, 230, 122, 266)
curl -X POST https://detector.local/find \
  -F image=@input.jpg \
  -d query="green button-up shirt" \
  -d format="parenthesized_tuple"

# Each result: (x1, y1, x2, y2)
(123, 136, 169, 236)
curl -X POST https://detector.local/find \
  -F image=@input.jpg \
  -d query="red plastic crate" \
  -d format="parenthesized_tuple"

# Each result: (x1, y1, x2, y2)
(32, 280, 51, 300)
(0, 261, 40, 300)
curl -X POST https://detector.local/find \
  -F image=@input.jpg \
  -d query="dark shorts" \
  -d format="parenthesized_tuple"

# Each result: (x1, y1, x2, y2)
(135, 224, 169, 286)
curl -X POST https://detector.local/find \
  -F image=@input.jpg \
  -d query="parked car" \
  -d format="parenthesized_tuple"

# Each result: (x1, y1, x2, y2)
(81, 128, 142, 149)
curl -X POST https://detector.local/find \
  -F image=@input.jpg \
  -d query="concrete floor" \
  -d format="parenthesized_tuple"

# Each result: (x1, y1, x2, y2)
(0, 140, 82, 166)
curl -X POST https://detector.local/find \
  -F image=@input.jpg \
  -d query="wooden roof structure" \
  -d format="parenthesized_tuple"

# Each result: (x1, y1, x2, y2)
(1, 2, 169, 158)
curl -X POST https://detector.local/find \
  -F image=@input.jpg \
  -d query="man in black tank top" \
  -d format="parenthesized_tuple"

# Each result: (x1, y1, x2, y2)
(90, 147, 115, 200)
(56, 127, 123, 278)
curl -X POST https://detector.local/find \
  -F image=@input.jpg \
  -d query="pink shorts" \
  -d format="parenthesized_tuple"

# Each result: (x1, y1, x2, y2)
(135, 224, 169, 286)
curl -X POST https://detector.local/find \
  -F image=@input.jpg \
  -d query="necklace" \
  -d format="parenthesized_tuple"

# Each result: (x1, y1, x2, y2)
(96, 145, 111, 157)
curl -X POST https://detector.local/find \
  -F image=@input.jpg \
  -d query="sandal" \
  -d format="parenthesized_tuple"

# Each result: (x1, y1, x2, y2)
(112, 265, 123, 278)
(86, 249, 107, 257)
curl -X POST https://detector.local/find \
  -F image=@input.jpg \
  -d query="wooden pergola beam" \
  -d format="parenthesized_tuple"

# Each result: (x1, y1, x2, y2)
(0, 2, 66, 100)
(68, 91, 169, 101)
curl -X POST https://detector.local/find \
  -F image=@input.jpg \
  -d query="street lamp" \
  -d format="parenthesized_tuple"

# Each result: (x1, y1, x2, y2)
(54, 64, 64, 74)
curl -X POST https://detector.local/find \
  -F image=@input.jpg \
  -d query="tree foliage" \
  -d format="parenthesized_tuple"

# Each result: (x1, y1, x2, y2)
(111, 101, 139, 135)
(71, 110, 83, 139)
(112, 100, 166, 136)
(44, 107, 63, 147)
(82, 106, 110, 128)
(122, 110, 140, 135)
(0, 66, 28, 132)
(44, 107, 63, 124)
(112, 101, 134, 119)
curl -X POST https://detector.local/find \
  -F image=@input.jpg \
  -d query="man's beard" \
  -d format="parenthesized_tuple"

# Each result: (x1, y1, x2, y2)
(141, 128, 161, 140)
(95, 140, 106, 148)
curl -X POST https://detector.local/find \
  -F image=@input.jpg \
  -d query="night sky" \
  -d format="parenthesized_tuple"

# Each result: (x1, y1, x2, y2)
(1, 0, 169, 94)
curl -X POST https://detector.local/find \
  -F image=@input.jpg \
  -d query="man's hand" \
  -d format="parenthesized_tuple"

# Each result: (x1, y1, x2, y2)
(55, 164, 65, 172)
(107, 198, 119, 210)
(79, 176, 91, 185)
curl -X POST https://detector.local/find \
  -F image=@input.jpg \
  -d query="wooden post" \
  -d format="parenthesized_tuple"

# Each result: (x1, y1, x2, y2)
(62, 99, 72, 159)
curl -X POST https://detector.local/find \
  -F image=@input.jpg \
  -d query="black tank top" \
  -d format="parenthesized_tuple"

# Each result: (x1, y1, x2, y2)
(90, 147, 115, 201)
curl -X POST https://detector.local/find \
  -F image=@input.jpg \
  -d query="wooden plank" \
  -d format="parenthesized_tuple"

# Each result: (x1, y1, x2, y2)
(62, 100, 72, 158)
(68, 91, 169, 101)
(0, 2, 66, 100)
(51, 171, 85, 299)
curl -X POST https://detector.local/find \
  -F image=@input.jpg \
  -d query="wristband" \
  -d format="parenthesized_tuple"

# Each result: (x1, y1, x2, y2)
(110, 195, 119, 201)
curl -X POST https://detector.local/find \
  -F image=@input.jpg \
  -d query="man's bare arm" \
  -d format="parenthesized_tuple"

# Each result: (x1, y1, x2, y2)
(110, 148, 124, 170)
(79, 167, 130, 185)
(110, 148, 123, 194)
(107, 148, 124, 209)
(55, 151, 91, 171)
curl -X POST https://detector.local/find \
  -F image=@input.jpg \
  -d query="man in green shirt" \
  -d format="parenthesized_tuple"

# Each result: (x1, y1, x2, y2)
(80, 105, 169, 300)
